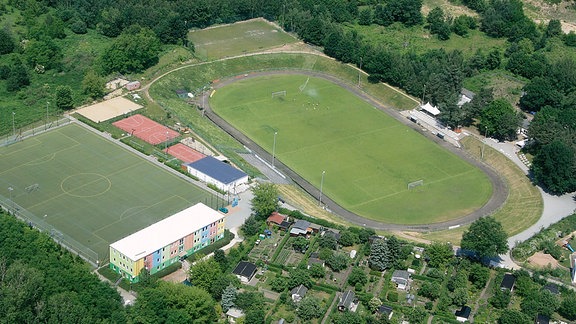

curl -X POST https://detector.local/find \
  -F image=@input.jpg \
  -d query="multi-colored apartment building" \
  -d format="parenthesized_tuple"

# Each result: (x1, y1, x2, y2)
(109, 202, 225, 282)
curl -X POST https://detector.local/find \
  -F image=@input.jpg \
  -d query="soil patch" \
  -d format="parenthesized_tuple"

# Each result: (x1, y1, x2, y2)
(527, 252, 559, 268)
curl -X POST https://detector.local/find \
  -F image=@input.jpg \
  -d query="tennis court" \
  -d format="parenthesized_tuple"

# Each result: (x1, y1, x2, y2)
(113, 114, 180, 145)
(0, 124, 219, 263)
(164, 143, 206, 163)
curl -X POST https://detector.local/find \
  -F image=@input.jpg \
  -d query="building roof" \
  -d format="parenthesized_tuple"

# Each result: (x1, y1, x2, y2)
(324, 229, 341, 240)
(293, 219, 311, 230)
(110, 203, 223, 261)
(308, 258, 324, 266)
(392, 270, 410, 281)
(291, 284, 308, 297)
(542, 283, 559, 295)
(500, 273, 516, 290)
(339, 290, 356, 309)
(267, 212, 286, 225)
(279, 221, 292, 229)
(377, 305, 393, 315)
(226, 308, 244, 318)
(460, 88, 475, 100)
(535, 314, 550, 324)
(233, 261, 257, 279)
(421, 102, 440, 116)
(309, 223, 321, 231)
(455, 306, 471, 319)
(187, 156, 247, 185)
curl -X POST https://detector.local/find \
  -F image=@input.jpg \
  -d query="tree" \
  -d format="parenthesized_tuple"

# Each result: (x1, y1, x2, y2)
(358, 228, 376, 243)
(55, 86, 74, 110)
(188, 257, 221, 292)
(387, 236, 401, 267)
(468, 263, 490, 289)
(6, 60, 30, 92)
(213, 249, 228, 271)
(82, 70, 105, 99)
(251, 182, 279, 220)
(558, 292, 576, 321)
(318, 234, 337, 249)
(531, 140, 576, 195)
(131, 281, 216, 323)
(519, 77, 562, 113)
(220, 284, 237, 312)
(358, 7, 373, 25)
(24, 38, 63, 71)
(209, 274, 239, 300)
(297, 297, 324, 321)
(288, 268, 313, 289)
(452, 287, 468, 306)
(498, 310, 530, 324)
(0, 28, 15, 54)
(99, 25, 161, 74)
(490, 289, 511, 308)
(347, 267, 368, 286)
(368, 296, 382, 313)
(406, 306, 427, 324)
(326, 253, 348, 272)
(369, 239, 391, 271)
(241, 216, 261, 237)
(461, 217, 508, 258)
(426, 242, 453, 268)
(480, 99, 522, 141)
(309, 264, 326, 279)
(292, 236, 308, 252)
(418, 281, 441, 300)
(339, 230, 358, 247)
(245, 308, 265, 324)
(520, 290, 559, 317)
(235, 291, 265, 312)
(270, 276, 288, 292)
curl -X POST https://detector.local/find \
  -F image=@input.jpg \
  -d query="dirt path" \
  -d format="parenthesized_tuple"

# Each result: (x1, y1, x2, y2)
(470, 271, 495, 322)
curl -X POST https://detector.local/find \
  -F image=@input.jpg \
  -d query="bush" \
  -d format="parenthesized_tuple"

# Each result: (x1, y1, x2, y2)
(387, 291, 398, 302)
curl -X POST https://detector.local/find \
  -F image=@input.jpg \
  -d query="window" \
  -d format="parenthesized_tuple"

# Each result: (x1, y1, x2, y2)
(179, 238, 184, 245)
(179, 246, 183, 252)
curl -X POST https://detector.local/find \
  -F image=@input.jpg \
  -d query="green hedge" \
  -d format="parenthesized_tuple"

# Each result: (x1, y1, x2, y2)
(412, 274, 442, 282)
(312, 282, 339, 292)
(97, 266, 122, 282)
(191, 230, 234, 259)
(278, 208, 345, 231)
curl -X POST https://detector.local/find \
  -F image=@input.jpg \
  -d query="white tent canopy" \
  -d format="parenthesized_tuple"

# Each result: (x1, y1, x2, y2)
(421, 102, 440, 116)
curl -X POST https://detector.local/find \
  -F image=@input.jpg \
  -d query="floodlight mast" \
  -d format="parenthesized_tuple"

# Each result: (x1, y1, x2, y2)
(319, 170, 326, 207)
(272, 131, 278, 168)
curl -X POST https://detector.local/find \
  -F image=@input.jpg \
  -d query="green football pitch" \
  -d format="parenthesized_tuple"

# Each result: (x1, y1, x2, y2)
(211, 74, 492, 224)
(0, 124, 218, 262)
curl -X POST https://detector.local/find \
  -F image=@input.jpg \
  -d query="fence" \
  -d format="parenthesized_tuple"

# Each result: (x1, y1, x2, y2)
(0, 117, 71, 147)
(0, 193, 99, 267)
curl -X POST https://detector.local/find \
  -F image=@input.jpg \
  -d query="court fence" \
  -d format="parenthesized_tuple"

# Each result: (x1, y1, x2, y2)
(0, 117, 71, 147)
(0, 193, 100, 267)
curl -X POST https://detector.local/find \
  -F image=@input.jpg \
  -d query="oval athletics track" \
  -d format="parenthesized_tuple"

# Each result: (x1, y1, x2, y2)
(201, 70, 508, 232)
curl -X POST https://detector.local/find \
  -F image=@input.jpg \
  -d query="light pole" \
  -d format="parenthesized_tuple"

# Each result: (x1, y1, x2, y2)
(8, 187, 13, 212)
(12, 111, 15, 137)
(358, 57, 363, 88)
(319, 170, 326, 207)
(481, 126, 488, 159)
(165, 130, 169, 151)
(272, 131, 278, 168)
(45, 101, 49, 130)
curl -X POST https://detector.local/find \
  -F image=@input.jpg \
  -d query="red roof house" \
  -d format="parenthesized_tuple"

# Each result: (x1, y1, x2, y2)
(267, 212, 286, 227)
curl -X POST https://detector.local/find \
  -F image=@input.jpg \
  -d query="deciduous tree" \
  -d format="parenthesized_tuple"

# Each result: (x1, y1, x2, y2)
(297, 296, 324, 321)
(480, 99, 522, 141)
(251, 182, 279, 220)
(531, 140, 576, 195)
(498, 309, 530, 324)
(461, 217, 508, 258)
(188, 257, 221, 292)
(55, 85, 74, 110)
(326, 253, 348, 272)
(426, 242, 453, 268)
(347, 267, 367, 286)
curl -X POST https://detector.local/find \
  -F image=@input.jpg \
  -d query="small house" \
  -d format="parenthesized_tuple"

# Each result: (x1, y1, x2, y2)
(307, 255, 325, 269)
(391, 270, 410, 290)
(535, 314, 550, 324)
(308, 223, 321, 233)
(338, 290, 358, 312)
(455, 305, 471, 322)
(175, 89, 188, 99)
(125, 81, 141, 91)
(377, 305, 394, 320)
(323, 229, 341, 241)
(226, 308, 244, 323)
(290, 219, 311, 236)
(278, 220, 292, 231)
(267, 212, 287, 228)
(500, 273, 516, 292)
(290, 284, 308, 303)
(542, 283, 559, 295)
(232, 261, 257, 283)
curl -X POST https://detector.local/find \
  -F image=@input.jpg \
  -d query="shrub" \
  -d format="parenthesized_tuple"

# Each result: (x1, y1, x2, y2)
(387, 291, 398, 302)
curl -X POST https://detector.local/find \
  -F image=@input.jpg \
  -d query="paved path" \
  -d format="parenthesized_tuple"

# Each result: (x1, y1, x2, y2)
(93, 269, 137, 306)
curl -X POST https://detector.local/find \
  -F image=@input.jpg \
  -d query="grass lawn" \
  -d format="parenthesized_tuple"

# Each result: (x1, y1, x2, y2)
(189, 19, 298, 60)
(0, 124, 218, 263)
(210, 74, 492, 224)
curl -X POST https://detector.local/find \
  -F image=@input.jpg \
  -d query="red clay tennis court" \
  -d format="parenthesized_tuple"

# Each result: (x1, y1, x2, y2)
(164, 143, 206, 163)
(113, 114, 179, 145)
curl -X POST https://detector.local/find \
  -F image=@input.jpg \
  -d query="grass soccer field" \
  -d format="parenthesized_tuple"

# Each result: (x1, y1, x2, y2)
(211, 74, 492, 224)
(0, 124, 219, 262)
(189, 19, 298, 60)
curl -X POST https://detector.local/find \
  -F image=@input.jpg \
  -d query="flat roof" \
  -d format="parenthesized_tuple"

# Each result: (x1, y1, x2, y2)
(110, 203, 224, 261)
(187, 156, 248, 185)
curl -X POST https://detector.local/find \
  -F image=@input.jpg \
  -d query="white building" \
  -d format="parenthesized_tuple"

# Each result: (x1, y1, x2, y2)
(186, 156, 249, 193)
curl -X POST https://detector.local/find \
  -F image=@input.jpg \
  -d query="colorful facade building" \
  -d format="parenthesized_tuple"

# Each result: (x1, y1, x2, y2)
(109, 203, 225, 282)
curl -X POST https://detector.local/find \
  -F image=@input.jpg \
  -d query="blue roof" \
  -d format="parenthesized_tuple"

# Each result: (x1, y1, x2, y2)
(187, 156, 247, 184)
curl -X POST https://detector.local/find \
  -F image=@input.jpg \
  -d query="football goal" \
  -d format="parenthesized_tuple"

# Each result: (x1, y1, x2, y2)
(271, 90, 286, 99)
(407, 179, 424, 190)
(299, 77, 310, 92)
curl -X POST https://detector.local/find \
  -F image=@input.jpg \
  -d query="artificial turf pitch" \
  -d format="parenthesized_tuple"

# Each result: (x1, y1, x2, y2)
(0, 124, 217, 262)
(211, 75, 492, 224)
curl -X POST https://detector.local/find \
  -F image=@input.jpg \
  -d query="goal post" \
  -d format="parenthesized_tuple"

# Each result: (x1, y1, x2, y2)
(299, 77, 310, 92)
(271, 90, 286, 99)
(407, 179, 424, 190)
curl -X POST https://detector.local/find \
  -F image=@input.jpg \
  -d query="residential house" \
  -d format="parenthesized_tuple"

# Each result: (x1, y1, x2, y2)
(377, 305, 394, 320)
(455, 305, 471, 322)
(290, 219, 311, 236)
(233, 261, 257, 283)
(290, 284, 308, 303)
(500, 273, 516, 292)
(226, 308, 244, 323)
(391, 270, 410, 290)
(535, 314, 550, 324)
(338, 290, 358, 312)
